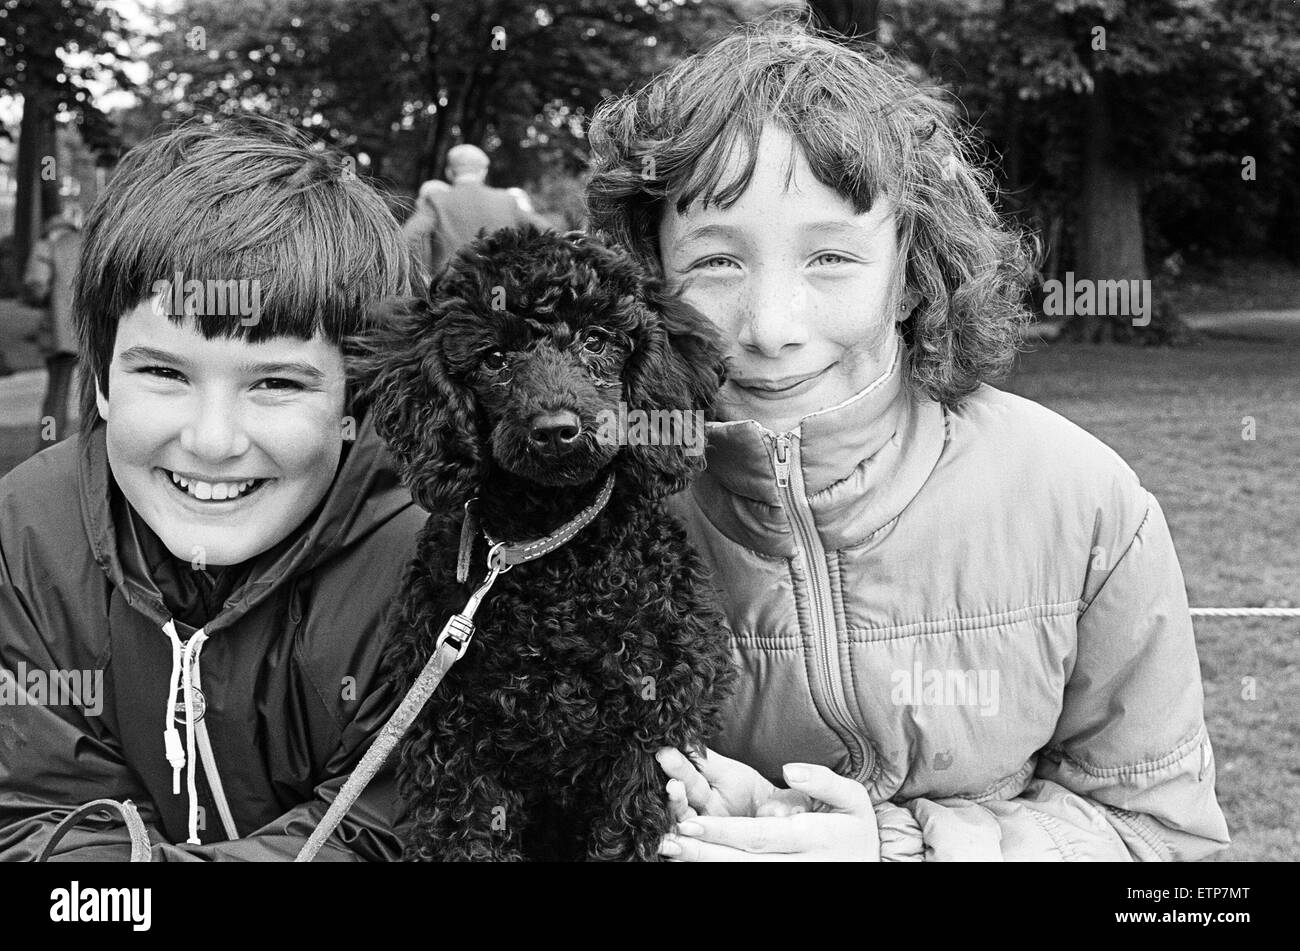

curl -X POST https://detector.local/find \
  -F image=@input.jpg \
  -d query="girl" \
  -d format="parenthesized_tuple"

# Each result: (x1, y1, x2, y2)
(586, 13, 1229, 861)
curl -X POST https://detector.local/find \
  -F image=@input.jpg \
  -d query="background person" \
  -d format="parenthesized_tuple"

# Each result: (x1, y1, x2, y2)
(401, 144, 546, 286)
(23, 206, 84, 451)
(506, 186, 538, 215)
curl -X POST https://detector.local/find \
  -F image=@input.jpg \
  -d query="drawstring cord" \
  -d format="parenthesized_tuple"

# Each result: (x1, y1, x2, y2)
(162, 620, 186, 793)
(161, 619, 209, 845)
(182, 629, 208, 845)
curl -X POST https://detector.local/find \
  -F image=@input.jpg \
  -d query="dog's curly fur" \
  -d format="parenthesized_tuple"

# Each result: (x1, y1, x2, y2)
(357, 226, 737, 861)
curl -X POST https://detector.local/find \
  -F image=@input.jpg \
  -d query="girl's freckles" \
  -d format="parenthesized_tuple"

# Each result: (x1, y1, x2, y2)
(658, 127, 904, 432)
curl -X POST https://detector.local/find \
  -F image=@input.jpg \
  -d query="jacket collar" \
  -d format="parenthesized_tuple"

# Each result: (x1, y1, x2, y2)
(693, 341, 947, 552)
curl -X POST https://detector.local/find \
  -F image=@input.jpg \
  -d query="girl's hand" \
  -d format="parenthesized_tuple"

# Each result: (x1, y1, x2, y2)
(655, 747, 813, 821)
(658, 761, 881, 861)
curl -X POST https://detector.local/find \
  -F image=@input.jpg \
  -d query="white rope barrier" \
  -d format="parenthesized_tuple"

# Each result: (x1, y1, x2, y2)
(1190, 608, 1300, 617)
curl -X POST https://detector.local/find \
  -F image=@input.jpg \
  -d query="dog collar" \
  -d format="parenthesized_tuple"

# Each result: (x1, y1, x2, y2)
(456, 474, 616, 583)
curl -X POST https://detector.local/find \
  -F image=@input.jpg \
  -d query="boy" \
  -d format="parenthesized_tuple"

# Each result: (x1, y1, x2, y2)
(0, 117, 423, 860)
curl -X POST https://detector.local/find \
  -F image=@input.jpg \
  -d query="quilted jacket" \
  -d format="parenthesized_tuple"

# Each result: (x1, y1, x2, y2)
(666, 345, 1231, 861)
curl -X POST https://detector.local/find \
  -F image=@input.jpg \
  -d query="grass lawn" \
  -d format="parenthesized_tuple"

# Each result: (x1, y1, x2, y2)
(1004, 320, 1300, 862)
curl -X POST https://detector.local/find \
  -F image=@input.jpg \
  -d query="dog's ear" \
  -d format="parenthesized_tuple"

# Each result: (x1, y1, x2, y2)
(619, 286, 727, 499)
(351, 297, 486, 511)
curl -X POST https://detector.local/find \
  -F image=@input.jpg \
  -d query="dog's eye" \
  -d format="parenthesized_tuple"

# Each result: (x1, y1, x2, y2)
(483, 350, 508, 371)
(580, 332, 607, 355)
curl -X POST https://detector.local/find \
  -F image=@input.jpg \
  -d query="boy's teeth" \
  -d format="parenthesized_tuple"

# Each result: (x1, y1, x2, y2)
(169, 471, 257, 500)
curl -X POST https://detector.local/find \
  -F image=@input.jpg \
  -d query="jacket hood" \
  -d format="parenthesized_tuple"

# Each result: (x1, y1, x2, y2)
(695, 341, 946, 553)
(77, 412, 410, 635)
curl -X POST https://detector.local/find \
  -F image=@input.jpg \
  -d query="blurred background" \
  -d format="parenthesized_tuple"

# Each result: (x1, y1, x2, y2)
(0, 0, 1296, 860)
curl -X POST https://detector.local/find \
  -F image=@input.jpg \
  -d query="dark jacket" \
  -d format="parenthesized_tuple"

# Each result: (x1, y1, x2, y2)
(401, 180, 542, 283)
(0, 414, 425, 861)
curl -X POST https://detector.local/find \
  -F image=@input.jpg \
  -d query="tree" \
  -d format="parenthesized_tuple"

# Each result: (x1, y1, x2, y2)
(0, 0, 131, 273)
(808, 0, 882, 37)
(139, 0, 739, 195)
(887, 0, 1300, 344)
(1142, 0, 1300, 265)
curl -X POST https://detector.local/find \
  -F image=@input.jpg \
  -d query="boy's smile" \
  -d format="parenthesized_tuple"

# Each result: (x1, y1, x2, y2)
(164, 469, 266, 502)
(97, 297, 348, 566)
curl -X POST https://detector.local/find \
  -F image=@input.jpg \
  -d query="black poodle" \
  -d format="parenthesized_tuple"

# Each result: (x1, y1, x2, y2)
(359, 226, 736, 861)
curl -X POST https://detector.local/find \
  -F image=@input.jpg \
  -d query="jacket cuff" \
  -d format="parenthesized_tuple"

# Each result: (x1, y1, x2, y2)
(875, 801, 925, 861)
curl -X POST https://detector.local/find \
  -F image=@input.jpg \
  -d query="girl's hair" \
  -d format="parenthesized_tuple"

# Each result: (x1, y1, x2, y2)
(585, 9, 1038, 407)
(73, 114, 410, 433)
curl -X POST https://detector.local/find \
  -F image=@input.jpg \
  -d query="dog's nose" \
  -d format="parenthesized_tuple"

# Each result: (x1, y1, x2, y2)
(529, 411, 582, 452)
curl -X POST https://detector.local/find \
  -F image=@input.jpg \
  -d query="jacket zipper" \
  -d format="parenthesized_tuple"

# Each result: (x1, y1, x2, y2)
(770, 432, 871, 779)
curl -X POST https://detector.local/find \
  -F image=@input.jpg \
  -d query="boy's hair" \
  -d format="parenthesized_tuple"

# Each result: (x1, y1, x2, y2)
(585, 9, 1038, 407)
(74, 115, 410, 433)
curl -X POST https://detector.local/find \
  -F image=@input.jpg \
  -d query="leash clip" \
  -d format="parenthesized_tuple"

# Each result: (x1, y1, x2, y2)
(433, 612, 476, 661)
(435, 544, 512, 660)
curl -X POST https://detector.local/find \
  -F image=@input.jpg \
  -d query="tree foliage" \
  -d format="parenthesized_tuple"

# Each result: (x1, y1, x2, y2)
(885, 0, 1300, 267)
(141, 0, 740, 193)
(1, 0, 134, 273)
(0, 0, 132, 153)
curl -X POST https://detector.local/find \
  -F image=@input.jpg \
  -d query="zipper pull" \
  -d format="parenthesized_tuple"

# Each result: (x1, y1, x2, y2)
(773, 433, 791, 489)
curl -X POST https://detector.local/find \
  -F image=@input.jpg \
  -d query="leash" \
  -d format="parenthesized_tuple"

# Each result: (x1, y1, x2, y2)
(39, 799, 153, 862)
(296, 474, 615, 862)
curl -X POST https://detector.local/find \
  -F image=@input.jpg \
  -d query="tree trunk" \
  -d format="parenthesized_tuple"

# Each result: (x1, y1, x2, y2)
(462, 69, 498, 154)
(429, 116, 454, 182)
(1043, 213, 1062, 284)
(1268, 127, 1300, 262)
(13, 93, 59, 278)
(999, 0, 1022, 212)
(1003, 96, 1022, 207)
(1066, 72, 1195, 345)
(807, 0, 881, 39)
(1068, 72, 1147, 343)
(414, 0, 444, 189)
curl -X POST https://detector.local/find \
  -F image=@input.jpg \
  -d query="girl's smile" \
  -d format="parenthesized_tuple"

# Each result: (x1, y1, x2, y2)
(729, 362, 837, 399)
